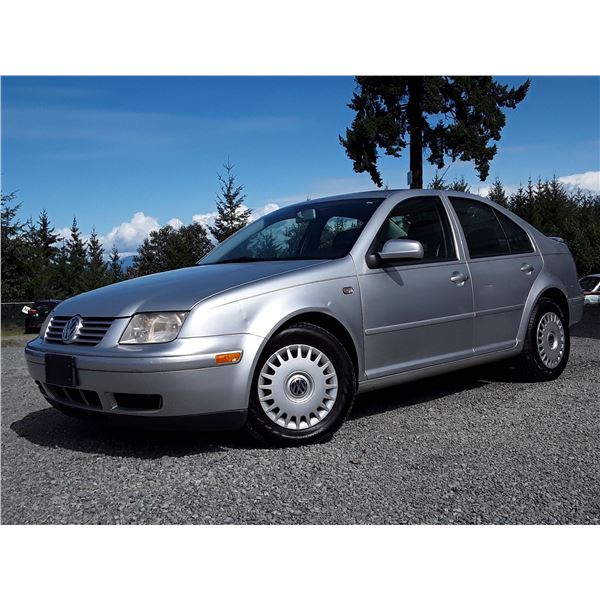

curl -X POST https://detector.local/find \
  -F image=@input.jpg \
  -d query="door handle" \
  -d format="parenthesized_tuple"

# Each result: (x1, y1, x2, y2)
(450, 271, 469, 285)
(520, 263, 534, 275)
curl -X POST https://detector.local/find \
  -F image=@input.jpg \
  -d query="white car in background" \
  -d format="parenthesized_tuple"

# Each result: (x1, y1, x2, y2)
(579, 274, 600, 305)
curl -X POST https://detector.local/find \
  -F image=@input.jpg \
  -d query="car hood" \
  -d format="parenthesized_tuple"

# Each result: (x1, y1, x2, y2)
(53, 261, 324, 318)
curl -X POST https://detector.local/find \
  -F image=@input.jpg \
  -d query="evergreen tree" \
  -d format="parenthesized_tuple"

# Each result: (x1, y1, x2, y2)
(64, 217, 88, 295)
(340, 76, 530, 188)
(27, 209, 62, 298)
(507, 177, 600, 275)
(107, 245, 123, 283)
(429, 172, 448, 189)
(427, 173, 471, 192)
(130, 222, 213, 277)
(178, 222, 215, 263)
(85, 228, 108, 290)
(53, 245, 70, 298)
(209, 161, 252, 243)
(487, 178, 509, 207)
(1, 192, 30, 300)
(130, 236, 161, 277)
(448, 177, 471, 193)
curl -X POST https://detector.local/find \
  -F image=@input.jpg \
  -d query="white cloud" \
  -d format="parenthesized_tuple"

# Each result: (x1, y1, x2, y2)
(250, 202, 280, 219)
(103, 212, 160, 252)
(191, 209, 219, 232)
(558, 171, 600, 193)
(56, 226, 72, 242)
(166, 217, 183, 230)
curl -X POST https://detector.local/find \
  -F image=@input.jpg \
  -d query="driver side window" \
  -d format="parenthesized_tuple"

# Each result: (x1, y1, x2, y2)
(376, 196, 457, 262)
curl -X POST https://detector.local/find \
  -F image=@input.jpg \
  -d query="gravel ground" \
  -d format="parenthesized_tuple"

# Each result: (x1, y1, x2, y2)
(2, 309, 599, 524)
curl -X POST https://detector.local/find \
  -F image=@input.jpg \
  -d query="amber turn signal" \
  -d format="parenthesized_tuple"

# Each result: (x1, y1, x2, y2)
(215, 351, 242, 365)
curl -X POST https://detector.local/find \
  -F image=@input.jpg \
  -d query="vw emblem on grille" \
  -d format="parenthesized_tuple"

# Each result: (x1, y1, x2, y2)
(62, 315, 83, 343)
(288, 374, 309, 398)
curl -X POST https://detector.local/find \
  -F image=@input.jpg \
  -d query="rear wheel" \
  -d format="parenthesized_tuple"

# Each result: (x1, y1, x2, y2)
(245, 323, 356, 446)
(513, 298, 570, 382)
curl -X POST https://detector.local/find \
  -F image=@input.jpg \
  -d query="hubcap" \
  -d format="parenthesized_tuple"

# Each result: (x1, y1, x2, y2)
(536, 311, 565, 369)
(257, 344, 338, 430)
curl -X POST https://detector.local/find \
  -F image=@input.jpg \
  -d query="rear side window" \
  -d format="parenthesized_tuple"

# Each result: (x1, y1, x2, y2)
(449, 197, 509, 258)
(494, 210, 534, 254)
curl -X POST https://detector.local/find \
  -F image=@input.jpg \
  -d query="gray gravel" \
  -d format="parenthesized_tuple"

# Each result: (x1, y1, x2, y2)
(2, 309, 599, 524)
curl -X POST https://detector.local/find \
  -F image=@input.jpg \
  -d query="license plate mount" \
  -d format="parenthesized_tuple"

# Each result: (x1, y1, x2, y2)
(45, 354, 77, 387)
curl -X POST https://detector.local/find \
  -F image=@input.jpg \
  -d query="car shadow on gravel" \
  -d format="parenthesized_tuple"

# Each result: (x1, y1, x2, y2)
(350, 364, 499, 420)
(11, 362, 507, 458)
(10, 408, 256, 458)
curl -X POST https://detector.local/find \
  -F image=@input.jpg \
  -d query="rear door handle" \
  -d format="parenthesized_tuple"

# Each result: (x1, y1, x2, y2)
(521, 263, 534, 275)
(450, 271, 469, 285)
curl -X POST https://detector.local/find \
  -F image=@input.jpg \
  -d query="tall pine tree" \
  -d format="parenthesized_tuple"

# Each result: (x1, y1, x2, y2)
(487, 178, 509, 207)
(27, 209, 62, 298)
(1, 192, 29, 300)
(64, 217, 88, 296)
(85, 228, 108, 290)
(209, 161, 252, 243)
(427, 174, 471, 192)
(107, 245, 123, 283)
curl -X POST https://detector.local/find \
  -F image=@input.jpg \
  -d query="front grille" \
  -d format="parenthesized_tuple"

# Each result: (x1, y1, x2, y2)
(45, 315, 115, 345)
(38, 381, 103, 408)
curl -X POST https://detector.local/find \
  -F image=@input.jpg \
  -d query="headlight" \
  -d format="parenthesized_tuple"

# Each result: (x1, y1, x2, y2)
(119, 312, 188, 344)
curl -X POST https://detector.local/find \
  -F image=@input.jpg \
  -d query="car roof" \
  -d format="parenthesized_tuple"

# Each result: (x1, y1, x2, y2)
(297, 188, 496, 208)
(295, 190, 396, 207)
(580, 274, 600, 278)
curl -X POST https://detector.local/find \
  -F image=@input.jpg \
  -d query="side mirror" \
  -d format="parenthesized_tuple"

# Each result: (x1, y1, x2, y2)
(378, 239, 424, 262)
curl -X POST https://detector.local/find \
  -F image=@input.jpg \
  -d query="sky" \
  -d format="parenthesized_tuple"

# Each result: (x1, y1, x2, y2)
(1, 76, 599, 255)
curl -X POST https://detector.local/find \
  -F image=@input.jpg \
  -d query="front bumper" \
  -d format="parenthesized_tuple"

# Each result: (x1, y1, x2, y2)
(25, 334, 264, 429)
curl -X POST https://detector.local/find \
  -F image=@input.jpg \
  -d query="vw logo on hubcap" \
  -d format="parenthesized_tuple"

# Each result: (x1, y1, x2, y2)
(62, 315, 83, 343)
(286, 373, 311, 400)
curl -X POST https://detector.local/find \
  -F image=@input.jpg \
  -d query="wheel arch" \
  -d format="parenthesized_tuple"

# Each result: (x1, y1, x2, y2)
(265, 311, 360, 385)
(517, 280, 571, 350)
(537, 287, 570, 323)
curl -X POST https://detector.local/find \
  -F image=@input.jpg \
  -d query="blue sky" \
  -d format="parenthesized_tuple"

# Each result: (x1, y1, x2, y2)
(2, 76, 599, 254)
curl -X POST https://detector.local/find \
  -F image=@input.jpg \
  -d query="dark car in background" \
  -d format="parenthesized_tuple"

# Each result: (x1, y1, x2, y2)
(24, 300, 61, 333)
(579, 274, 600, 305)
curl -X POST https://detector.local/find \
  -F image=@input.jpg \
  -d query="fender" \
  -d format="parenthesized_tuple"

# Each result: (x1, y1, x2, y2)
(516, 273, 570, 351)
(237, 274, 365, 388)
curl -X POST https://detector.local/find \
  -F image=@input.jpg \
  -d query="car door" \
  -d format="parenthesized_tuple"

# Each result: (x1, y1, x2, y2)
(357, 194, 474, 380)
(447, 196, 542, 353)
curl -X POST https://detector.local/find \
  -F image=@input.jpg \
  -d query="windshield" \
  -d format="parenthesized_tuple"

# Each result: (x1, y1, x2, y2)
(199, 198, 384, 264)
(580, 276, 600, 291)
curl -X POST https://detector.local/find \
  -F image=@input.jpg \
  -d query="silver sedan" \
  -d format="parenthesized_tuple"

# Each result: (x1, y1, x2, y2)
(25, 190, 584, 445)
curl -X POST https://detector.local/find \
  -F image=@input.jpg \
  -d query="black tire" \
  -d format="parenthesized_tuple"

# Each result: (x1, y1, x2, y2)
(512, 298, 570, 382)
(245, 322, 356, 446)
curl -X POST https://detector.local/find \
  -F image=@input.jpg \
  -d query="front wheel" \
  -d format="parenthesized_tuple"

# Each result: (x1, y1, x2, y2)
(245, 323, 356, 446)
(513, 298, 570, 382)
